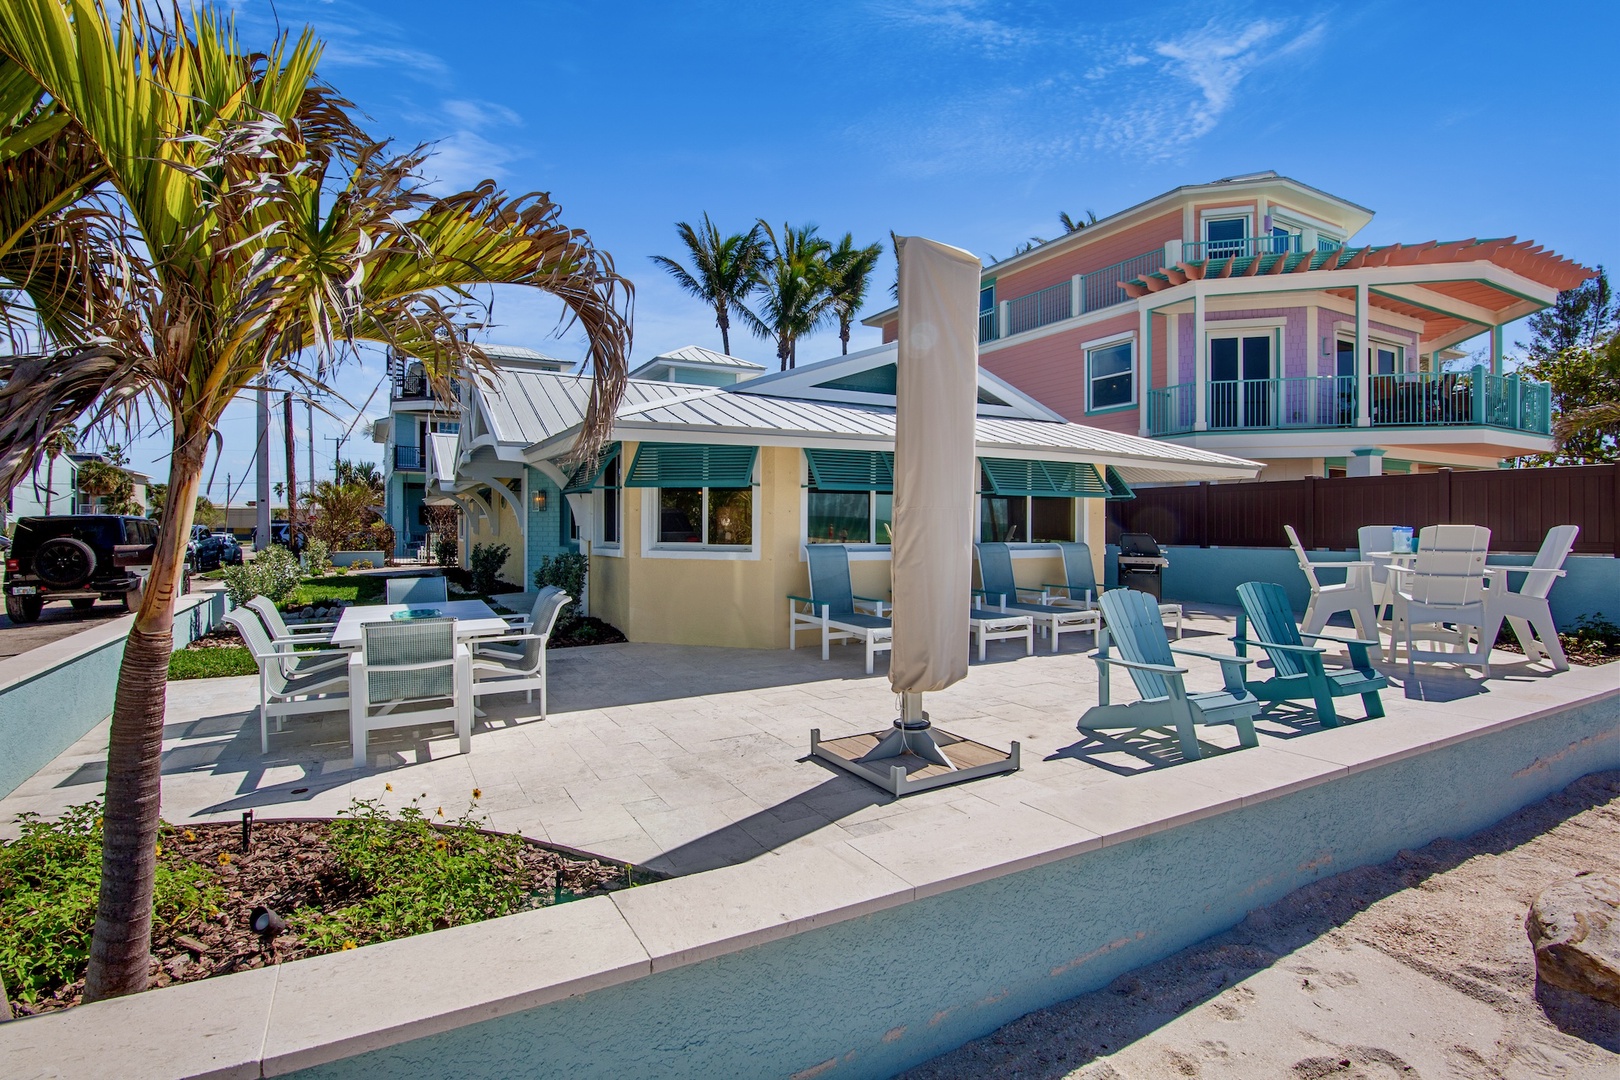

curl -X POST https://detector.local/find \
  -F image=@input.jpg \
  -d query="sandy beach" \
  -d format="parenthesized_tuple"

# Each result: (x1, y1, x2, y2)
(904, 771, 1620, 1079)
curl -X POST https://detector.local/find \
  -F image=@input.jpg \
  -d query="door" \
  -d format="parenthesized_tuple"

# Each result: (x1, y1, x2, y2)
(1208, 333, 1272, 428)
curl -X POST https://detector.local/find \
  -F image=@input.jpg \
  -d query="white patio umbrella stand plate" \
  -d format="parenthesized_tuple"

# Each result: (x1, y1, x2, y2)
(810, 694, 1020, 798)
(808, 236, 1020, 797)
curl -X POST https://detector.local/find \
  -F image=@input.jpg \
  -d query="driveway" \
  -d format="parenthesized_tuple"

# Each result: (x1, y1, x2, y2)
(0, 599, 128, 660)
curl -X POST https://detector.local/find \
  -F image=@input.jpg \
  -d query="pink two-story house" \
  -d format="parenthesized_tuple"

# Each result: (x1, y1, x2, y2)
(865, 172, 1593, 479)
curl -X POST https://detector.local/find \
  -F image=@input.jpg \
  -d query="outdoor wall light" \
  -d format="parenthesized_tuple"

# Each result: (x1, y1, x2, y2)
(533, 490, 547, 512)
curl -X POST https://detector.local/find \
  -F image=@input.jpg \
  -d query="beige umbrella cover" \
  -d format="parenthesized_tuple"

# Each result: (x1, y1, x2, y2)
(889, 236, 980, 695)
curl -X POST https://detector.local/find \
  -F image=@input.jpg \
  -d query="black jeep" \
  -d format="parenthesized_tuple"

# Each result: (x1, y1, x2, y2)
(3, 515, 189, 623)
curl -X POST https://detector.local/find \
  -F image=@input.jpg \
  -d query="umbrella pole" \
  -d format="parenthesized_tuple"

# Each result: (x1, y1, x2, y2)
(859, 692, 955, 770)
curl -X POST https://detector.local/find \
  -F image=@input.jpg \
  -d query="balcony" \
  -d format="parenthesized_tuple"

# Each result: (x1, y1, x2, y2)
(1145, 369, 1552, 438)
(1180, 235, 1344, 261)
(394, 444, 425, 470)
(979, 248, 1165, 343)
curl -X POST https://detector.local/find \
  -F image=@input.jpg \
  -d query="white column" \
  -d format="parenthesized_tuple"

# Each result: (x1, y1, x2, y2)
(1355, 283, 1370, 428)
(1193, 289, 1207, 431)
(1071, 274, 1083, 317)
(1138, 305, 1151, 437)
(998, 299, 1010, 339)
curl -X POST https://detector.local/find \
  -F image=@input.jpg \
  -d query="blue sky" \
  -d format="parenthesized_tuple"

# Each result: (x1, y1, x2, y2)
(108, 0, 1620, 498)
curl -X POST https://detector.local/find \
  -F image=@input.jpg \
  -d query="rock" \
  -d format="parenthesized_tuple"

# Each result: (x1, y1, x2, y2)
(173, 934, 211, 955)
(164, 953, 190, 979)
(1527, 871, 1620, 1006)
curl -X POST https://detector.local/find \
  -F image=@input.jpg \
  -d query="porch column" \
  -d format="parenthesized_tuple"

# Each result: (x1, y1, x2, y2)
(1347, 448, 1385, 477)
(1491, 324, 1504, 376)
(1355, 283, 1370, 428)
(1193, 288, 1207, 431)
(1138, 304, 1151, 437)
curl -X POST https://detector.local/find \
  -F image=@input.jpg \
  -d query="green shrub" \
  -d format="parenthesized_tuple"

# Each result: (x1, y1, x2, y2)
(168, 646, 258, 680)
(352, 558, 375, 570)
(289, 799, 531, 952)
(468, 543, 510, 594)
(0, 804, 222, 1004)
(533, 551, 587, 623)
(434, 537, 458, 568)
(220, 545, 303, 608)
(302, 538, 332, 575)
(1569, 613, 1620, 648)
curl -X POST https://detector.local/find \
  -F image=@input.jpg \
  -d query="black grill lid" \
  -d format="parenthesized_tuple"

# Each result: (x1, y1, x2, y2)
(1118, 532, 1164, 558)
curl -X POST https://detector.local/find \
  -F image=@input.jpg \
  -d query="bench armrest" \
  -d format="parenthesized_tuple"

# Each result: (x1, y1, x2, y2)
(1169, 646, 1256, 665)
(1230, 637, 1323, 655)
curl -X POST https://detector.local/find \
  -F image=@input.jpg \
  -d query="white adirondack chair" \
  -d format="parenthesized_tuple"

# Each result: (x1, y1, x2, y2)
(1286, 525, 1378, 640)
(1388, 525, 1501, 676)
(1486, 525, 1579, 672)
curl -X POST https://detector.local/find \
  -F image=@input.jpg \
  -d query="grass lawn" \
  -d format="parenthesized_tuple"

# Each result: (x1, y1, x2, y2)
(168, 646, 258, 680)
(287, 574, 386, 608)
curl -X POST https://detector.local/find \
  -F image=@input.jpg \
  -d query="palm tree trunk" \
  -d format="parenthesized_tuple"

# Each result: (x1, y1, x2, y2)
(717, 305, 730, 355)
(82, 431, 208, 1002)
(840, 317, 851, 355)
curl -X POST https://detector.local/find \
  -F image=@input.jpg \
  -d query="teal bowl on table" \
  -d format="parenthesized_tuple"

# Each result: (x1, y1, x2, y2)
(391, 607, 443, 621)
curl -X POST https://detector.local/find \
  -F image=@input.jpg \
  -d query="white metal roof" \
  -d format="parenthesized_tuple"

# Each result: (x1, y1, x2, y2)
(636, 344, 763, 371)
(470, 366, 1257, 483)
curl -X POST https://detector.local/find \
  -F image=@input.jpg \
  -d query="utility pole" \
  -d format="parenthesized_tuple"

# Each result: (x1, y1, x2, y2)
(325, 434, 346, 478)
(255, 388, 271, 550)
(284, 393, 298, 544)
(223, 472, 231, 530)
(306, 399, 315, 502)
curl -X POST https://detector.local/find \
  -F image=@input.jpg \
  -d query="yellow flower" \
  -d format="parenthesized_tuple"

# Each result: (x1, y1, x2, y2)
(436, 807, 444, 817)
(472, 788, 482, 799)
(385, 783, 393, 792)
(341, 940, 357, 951)
(218, 852, 232, 865)
(434, 838, 447, 850)
(154, 844, 163, 856)
(183, 829, 196, 842)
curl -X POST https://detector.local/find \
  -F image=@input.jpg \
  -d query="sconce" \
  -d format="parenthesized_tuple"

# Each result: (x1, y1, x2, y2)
(532, 490, 547, 512)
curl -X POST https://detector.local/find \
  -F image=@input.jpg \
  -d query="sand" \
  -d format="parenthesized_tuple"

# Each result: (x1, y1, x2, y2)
(903, 772, 1620, 1080)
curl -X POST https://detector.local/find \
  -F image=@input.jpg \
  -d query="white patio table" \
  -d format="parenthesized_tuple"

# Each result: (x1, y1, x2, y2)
(329, 599, 510, 650)
(1365, 550, 1418, 632)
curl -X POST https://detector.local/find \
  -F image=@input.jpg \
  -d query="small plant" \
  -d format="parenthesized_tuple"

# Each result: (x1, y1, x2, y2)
(0, 804, 221, 1004)
(533, 551, 587, 623)
(1568, 613, 1620, 649)
(434, 537, 458, 568)
(302, 538, 332, 575)
(352, 558, 375, 570)
(468, 543, 511, 594)
(220, 544, 303, 608)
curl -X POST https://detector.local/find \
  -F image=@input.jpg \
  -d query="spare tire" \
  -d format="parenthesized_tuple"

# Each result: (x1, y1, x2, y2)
(34, 536, 96, 589)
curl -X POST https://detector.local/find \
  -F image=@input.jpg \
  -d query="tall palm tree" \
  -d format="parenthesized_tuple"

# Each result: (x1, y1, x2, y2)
(1058, 209, 1099, 233)
(38, 421, 74, 513)
(649, 214, 766, 355)
(742, 221, 833, 370)
(0, 0, 632, 1000)
(826, 233, 882, 356)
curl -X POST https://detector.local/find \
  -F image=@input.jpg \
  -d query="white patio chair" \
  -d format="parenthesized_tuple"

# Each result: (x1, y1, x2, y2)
(348, 617, 471, 769)
(224, 609, 350, 753)
(1388, 525, 1501, 676)
(472, 587, 571, 716)
(1356, 524, 1399, 617)
(1485, 524, 1579, 672)
(386, 575, 449, 606)
(1286, 525, 1377, 640)
(246, 594, 339, 651)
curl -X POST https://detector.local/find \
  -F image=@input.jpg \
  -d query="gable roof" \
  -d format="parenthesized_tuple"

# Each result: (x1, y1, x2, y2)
(632, 345, 764, 375)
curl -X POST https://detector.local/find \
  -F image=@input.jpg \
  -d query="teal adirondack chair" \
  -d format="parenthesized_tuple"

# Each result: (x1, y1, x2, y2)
(1081, 588, 1260, 761)
(1233, 581, 1387, 728)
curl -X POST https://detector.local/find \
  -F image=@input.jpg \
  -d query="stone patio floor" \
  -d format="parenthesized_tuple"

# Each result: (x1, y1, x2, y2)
(3, 606, 1615, 879)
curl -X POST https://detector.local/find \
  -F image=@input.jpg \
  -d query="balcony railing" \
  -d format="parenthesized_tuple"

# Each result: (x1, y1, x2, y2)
(1145, 369, 1553, 438)
(394, 444, 425, 470)
(978, 247, 1166, 343)
(1179, 234, 1346, 262)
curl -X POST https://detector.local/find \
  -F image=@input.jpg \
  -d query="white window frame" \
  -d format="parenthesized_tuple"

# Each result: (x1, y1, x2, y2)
(1198, 205, 1253, 254)
(640, 461, 762, 561)
(978, 493, 1081, 545)
(1082, 330, 1136, 413)
(593, 455, 624, 555)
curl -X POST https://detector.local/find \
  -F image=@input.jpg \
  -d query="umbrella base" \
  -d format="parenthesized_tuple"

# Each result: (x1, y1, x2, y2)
(809, 724, 1020, 798)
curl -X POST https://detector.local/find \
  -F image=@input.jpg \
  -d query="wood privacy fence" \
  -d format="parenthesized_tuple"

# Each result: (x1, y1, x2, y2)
(1107, 463, 1620, 556)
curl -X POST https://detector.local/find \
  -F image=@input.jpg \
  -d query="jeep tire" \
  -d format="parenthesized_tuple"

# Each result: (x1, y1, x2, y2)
(71, 597, 97, 612)
(5, 594, 43, 623)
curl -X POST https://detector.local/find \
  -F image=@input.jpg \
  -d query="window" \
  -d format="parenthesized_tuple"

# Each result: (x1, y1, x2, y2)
(979, 495, 1075, 543)
(1086, 340, 1134, 411)
(977, 459, 1098, 543)
(808, 490, 893, 545)
(431, 421, 460, 434)
(599, 454, 620, 546)
(657, 487, 753, 546)
(1205, 216, 1247, 257)
(979, 281, 996, 339)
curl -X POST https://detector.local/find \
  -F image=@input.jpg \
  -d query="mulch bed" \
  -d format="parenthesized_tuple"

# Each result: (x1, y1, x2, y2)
(12, 820, 633, 1016)
(550, 616, 627, 649)
(185, 626, 245, 650)
(1492, 628, 1620, 667)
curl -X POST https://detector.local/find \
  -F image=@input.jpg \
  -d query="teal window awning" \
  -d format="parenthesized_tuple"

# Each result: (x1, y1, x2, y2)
(624, 443, 758, 489)
(1104, 466, 1135, 501)
(979, 457, 1109, 498)
(562, 443, 621, 494)
(805, 448, 894, 492)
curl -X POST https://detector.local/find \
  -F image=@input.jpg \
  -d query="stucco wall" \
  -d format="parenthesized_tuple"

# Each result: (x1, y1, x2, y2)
(464, 485, 525, 586)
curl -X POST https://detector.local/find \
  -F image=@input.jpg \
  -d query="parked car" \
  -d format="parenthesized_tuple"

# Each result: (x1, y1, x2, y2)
(193, 531, 243, 570)
(3, 515, 189, 623)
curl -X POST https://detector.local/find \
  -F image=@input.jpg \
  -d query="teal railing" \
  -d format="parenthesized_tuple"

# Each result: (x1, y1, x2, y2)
(1181, 234, 1299, 262)
(1144, 370, 1553, 438)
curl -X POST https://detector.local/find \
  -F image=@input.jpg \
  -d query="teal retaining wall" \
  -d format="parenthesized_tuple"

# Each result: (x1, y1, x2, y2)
(0, 589, 225, 799)
(1105, 544, 1618, 628)
(289, 691, 1620, 1080)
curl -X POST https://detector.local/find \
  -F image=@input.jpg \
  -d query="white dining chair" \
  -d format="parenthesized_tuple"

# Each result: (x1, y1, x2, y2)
(386, 575, 449, 606)
(1286, 525, 1378, 640)
(1388, 525, 1500, 676)
(225, 609, 350, 753)
(471, 588, 571, 717)
(1357, 524, 1399, 618)
(1486, 525, 1579, 672)
(349, 617, 471, 768)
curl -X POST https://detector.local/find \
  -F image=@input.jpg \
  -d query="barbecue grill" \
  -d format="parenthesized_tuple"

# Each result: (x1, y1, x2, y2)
(1117, 532, 1170, 600)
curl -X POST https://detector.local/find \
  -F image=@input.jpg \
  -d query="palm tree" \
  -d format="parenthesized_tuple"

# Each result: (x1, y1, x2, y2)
(0, 1, 632, 1000)
(1058, 209, 1099, 233)
(742, 221, 834, 370)
(826, 233, 883, 356)
(38, 422, 74, 513)
(649, 214, 766, 355)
